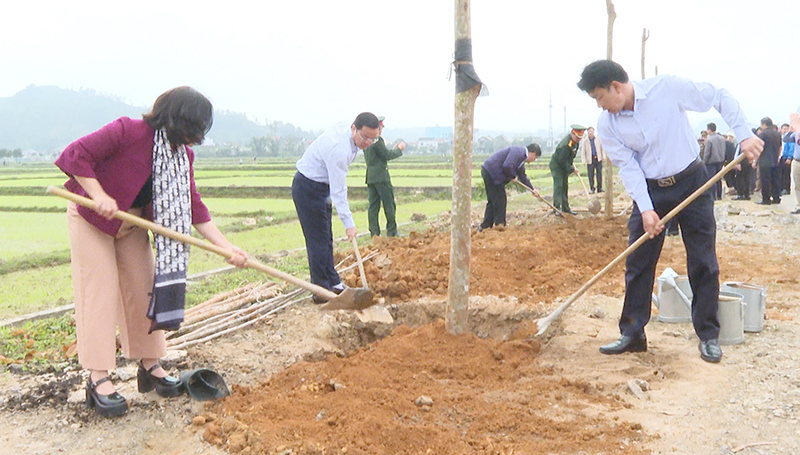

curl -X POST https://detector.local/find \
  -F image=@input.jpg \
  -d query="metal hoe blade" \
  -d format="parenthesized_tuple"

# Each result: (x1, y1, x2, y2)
(318, 287, 376, 311)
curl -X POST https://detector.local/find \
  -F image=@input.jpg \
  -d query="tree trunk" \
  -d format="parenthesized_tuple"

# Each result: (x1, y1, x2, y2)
(448, 0, 481, 335)
(604, 0, 616, 219)
(641, 28, 649, 79)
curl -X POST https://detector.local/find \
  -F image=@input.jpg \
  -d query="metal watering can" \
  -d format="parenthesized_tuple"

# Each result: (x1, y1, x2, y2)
(651, 268, 693, 323)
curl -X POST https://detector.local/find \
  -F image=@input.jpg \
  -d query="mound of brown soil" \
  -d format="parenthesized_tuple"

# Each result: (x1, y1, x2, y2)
(202, 320, 648, 454)
(345, 217, 630, 304)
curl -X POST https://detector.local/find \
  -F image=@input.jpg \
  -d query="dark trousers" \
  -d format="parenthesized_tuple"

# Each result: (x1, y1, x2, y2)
(705, 162, 723, 200)
(587, 158, 603, 191)
(480, 167, 507, 229)
(735, 161, 753, 198)
(621, 165, 720, 341)
(551, 169, 571, 212)
(291, 172, 341, 290)
(723, 164, 737, 190)
(759, 165, 781, 203)
(367, 182, 397, 237)
(780, 158, 792, 194)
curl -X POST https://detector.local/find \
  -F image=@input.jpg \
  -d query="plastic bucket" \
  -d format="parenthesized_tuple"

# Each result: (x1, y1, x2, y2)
(717, 291, 745, 345)
(179, 369, 231, 401)
(654, 275, 693, 323)
(721, 282, 766, 333)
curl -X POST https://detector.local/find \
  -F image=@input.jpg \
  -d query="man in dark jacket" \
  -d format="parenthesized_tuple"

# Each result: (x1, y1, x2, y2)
(364, 116, 405, 237)
(757, 117, 782, 205)
(549, 125, 586, 215)
(479, 143, 542, 231)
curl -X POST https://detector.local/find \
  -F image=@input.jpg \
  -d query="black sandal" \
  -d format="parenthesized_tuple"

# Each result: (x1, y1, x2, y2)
(86, 376, 128, 418)
(137, 361, 184, 397)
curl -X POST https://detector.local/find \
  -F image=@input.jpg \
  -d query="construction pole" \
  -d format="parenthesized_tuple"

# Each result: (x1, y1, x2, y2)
(604, 0, 616, 219)
(449, 0, 482, 335)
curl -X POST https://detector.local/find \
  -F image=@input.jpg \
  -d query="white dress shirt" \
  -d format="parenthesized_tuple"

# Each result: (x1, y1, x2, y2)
(296, 122, 359, 229)
(597, 75, 754, 212)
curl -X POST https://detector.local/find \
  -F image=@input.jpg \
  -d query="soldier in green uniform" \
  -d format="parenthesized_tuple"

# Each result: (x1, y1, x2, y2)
(364, 116, 406, 237)
(549, 124, 587, 215)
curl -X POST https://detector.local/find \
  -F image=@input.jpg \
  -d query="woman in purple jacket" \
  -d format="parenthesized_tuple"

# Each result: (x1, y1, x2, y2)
(55, 87, 248, 417)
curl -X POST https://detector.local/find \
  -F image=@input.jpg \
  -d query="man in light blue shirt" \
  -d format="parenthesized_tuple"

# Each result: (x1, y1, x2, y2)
(292, 112, 380, 303)
(789, 114, 800, 214)
(577, 60, 764, 363)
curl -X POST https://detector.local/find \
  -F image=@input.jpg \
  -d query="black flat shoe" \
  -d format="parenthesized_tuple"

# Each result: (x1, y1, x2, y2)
(86, 376, 128, 418)
(699, 339, 722, 363)
(599, 334, 647, 355)
(138, 362, 183, 397)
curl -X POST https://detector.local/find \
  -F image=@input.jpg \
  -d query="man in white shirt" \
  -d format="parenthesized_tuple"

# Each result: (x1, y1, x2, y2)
(292, 112, 380, 303)
(577, 60, 763, 363)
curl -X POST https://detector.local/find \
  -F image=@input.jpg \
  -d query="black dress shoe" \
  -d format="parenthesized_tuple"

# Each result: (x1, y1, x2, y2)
(756, 200, 771, 205)
(699, 339, 722, 363)
(86, 376, 128, 418)
(563, 209, 578, 215)
(599, 334, 647, 355)
(138, 362, 183, 397)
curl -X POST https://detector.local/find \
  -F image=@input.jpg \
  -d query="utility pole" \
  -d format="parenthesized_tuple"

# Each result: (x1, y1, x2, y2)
(449, 0, 482, 335)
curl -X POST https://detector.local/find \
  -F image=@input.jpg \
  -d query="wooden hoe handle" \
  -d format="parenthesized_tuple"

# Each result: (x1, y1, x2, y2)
(46, 186, 338, 300)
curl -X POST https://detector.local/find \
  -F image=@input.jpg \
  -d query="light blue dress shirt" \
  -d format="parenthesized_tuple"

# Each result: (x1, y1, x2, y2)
(597, 75, 754, 213)
(296, 122, 359, 229)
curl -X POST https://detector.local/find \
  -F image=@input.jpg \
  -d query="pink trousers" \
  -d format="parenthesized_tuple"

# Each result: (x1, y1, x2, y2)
(67, 202, 166, 371)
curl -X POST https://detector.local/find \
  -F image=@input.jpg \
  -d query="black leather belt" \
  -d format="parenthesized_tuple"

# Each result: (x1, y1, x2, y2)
(647, 158, 703, 188)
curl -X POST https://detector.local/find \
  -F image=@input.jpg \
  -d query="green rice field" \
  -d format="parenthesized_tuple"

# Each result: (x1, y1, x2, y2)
(0, 156, 559, 320)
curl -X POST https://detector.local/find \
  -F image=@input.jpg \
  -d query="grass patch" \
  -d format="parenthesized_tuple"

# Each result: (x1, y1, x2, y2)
(0, 195, 68, 209)
(0, 212, 69, 260)
(0, 264, 74, 320)
(0, 315, 76, 368)
(0, 250, 71, 276)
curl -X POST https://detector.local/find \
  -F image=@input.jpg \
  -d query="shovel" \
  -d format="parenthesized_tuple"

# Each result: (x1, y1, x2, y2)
(47, 186, 375, 311)
(577, 173, 601, 215)
(534, 153, 748, 336)
(512, 180, 575, 223)
(350, 238, 394, 324)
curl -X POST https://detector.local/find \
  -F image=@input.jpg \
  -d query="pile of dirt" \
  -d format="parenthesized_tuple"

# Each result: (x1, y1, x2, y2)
(343, 216, 630, 304)
(198, 320, 649, 454)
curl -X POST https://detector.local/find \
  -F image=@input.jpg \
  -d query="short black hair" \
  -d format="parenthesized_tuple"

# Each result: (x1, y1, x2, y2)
(761, 117, 774, 128)
(707, 123, 717, 132)
(526, 143, 542, 157)
(353, 112, 380, 130)
(577, 60, 630, 92)
(782, 123, 790, 128)
(143, 87, 213, 146)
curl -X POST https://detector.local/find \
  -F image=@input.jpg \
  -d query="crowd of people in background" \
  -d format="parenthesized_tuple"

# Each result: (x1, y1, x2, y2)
(699, 116, 800, 214)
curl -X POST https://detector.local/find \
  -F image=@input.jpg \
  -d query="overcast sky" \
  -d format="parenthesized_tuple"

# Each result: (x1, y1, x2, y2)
(2, 0, 797, 135)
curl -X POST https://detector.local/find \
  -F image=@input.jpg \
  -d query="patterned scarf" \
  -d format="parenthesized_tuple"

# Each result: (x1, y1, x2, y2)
(146, 129, 192, 332)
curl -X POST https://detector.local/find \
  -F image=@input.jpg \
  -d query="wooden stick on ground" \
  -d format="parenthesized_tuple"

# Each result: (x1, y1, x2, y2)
(168, 292, 305, 350)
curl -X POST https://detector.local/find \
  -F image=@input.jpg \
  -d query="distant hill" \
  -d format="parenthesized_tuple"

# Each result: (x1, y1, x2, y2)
(0, 85, 313, 152)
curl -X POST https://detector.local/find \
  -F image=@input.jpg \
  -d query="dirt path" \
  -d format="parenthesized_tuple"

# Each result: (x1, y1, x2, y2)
(1, 199, 799, 454)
